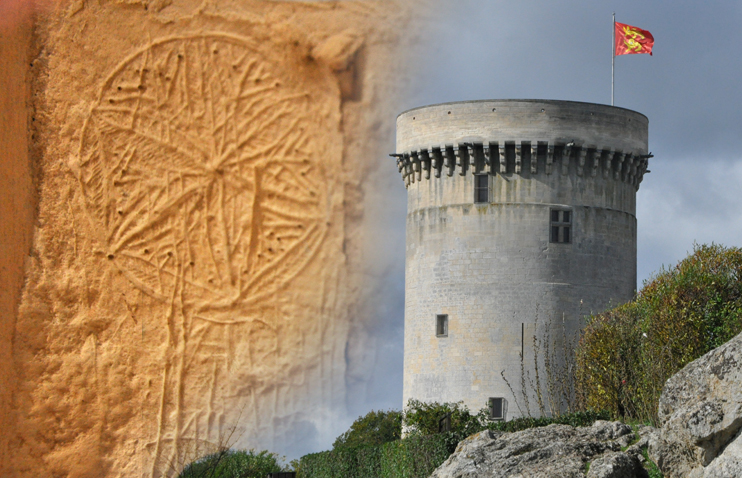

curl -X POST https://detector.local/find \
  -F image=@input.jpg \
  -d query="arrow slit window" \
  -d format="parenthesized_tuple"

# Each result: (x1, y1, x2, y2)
(550, 209, 572, 243)
(436, 314, 448, 337)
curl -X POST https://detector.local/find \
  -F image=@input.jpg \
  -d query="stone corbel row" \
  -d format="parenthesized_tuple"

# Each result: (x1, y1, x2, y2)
(392, 141, 651, 190)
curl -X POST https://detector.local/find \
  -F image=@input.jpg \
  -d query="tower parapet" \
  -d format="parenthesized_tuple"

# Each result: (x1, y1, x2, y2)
(395, 99, 649, 189)
(397, 100, 649, 419)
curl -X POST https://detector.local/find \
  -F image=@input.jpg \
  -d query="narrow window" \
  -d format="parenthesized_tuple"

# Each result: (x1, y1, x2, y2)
(549, 208, 572, 244)
(474, 174, 489, 203)
(489, 397, 505, 420)
(436, 314, 448, 337)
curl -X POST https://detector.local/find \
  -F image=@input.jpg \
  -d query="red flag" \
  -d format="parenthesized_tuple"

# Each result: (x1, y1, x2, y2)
(615, 22, 654, 56)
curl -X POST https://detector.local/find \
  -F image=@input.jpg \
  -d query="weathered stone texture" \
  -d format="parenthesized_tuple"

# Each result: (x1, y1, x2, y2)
(429, 420, 646, 478)
(649, 331, 742, 478)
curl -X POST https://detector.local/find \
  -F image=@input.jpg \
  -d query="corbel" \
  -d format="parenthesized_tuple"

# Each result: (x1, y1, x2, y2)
(546, 144, 554, 175)
(603, 149, 614, 179)
(443, 145, 455, 177)
(613, 152, 625, 181)
(419, 149, 431, 180)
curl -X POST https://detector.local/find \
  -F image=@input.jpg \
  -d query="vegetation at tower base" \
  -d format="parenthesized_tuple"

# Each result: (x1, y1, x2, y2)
(576, 243, 742, 424)
(298, 433, 456, 478)
(177, 449, 286, 478)
(296, 403, 609, 477)
(332, 409, 402, 449)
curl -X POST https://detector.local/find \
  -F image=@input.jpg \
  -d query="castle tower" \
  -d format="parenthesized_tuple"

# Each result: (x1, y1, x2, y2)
(396, 100, 649, 419)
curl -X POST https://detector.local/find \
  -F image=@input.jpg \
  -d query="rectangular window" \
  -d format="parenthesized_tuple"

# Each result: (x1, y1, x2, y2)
(489, 397, 505, 420)
(436, 314, 448, 337)
(474, 174, 489, 203)
(550, 208, 572, 244)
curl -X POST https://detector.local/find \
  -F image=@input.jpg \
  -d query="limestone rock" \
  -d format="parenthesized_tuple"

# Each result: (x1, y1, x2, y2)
(648, 331, 742, 478)
(430, 421, 647, 478)
(587, 452, 644, 478)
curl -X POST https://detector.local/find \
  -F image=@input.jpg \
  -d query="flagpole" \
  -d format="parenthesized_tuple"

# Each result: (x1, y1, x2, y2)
(612, 12, 615, 106)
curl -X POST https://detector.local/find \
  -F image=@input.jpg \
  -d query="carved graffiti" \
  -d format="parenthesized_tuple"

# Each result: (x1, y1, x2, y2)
(78, 34, 327, 314)
(76, 34, 330, 475)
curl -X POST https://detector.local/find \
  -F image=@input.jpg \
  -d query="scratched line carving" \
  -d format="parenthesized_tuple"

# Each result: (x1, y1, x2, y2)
(78, 34, 327, 314)
(76, 34, 329, 475)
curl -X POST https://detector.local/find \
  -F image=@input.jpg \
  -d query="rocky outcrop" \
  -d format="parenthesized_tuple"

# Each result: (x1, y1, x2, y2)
(649, 331, 742, 478)
(429, 421, 652, 478)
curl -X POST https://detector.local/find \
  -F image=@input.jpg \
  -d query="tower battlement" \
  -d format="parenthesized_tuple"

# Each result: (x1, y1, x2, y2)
(395, 99, 649, 189)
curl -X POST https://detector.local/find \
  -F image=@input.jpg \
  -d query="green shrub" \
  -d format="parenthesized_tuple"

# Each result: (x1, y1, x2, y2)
(480, 409, 610, 433)
(576, 243, 742, 423)
(298, 433, 456, 478)
(178, 449, 284, 478)
(403, 399, 482, 438)
(332, 409, 402, 449)
(379, 433, 457, 478)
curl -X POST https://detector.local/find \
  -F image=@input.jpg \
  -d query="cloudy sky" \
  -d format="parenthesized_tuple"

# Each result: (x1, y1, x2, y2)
(351, 0, 742, 431)
(300, 0, 742, 458)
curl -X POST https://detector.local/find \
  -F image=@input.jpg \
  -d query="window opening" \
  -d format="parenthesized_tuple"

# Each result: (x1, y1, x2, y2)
(436, 314, 448, 337)
(550, 208, 572, 244)
(474, 174, 489, 203)
(489, 397, 505, 420)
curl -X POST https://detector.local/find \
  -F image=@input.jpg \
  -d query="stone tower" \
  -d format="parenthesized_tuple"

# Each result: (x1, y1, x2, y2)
(395, 99, 649, 419)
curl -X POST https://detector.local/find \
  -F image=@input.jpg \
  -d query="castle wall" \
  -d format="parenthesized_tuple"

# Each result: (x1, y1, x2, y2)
(398, 100, 648, 417)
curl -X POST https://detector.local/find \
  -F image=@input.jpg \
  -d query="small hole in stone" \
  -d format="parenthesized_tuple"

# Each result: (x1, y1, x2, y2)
(413, 117, 415, 120)
(448, 111, 451, 114)
(107, 254, 114, 260)
(144, 249, 149, 254)
(492, 108, 496, 112)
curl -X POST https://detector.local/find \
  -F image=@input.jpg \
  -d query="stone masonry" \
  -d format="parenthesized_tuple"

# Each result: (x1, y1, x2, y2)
(396, 100, 649, 417)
